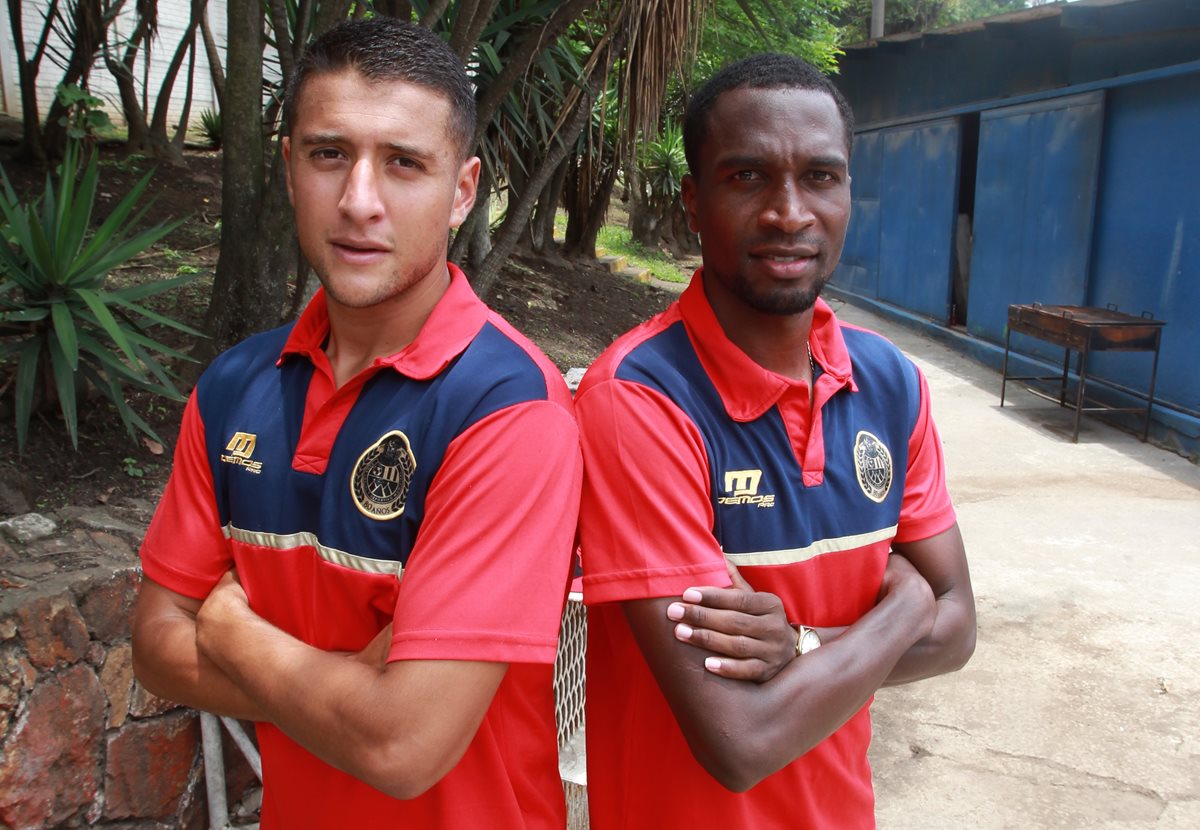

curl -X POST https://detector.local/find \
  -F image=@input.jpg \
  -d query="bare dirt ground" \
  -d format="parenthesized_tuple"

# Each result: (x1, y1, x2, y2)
(0, 147, 677, 514)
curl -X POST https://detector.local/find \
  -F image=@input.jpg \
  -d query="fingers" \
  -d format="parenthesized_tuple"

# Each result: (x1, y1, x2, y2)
(668, 601, 775, 638)
(702, 655, 782, 682)
(673, 622, 758, 658)
(676, 585, 783, 616)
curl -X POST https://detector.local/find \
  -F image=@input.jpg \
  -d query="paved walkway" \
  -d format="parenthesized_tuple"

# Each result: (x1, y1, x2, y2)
(827, 299, 1200, 829)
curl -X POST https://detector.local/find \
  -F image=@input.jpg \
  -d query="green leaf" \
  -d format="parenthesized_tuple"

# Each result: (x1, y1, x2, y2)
(75, 287, 138, 364)
(47, 336, 79, 449)
(0, 307, 50, 322)
(14, 337, 42, 453)
(49, 299, 80, 370)
(109, 293, 206, 337)
(110, 272, 196, 302)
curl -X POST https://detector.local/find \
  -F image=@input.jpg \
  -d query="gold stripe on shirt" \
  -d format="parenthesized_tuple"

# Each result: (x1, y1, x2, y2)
(223, 524, 403, 577)
(723, 525, 899, 567)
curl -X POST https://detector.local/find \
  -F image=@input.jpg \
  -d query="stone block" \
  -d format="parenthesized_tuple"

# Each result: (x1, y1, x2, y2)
(0, 513, 57, 544)
(88, 530, 136, 560)
(78, 568, 140, 644)
(16, 592, 90, 670)
(57, 506, 143, 539)
(103, 711, 199, 820)
(0, 663, 105, 828)
(100, 643, 135, 729)
(0, 647, 36, 735)
(0, 536, 17, 563)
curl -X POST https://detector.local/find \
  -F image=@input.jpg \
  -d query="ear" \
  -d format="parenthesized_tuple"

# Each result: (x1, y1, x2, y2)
(281, 137, 295, 206)
(450, 156, 482, 229)
(681, 173, 700, 234)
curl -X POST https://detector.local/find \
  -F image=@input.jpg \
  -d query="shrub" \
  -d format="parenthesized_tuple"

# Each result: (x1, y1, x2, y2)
(0, 141, 201, 452)
(199, 108, 222, 149)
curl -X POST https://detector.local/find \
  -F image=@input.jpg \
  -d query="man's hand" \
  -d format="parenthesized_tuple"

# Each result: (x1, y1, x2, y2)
(666, 562, 797, 682)
(195, 570, 252, 665)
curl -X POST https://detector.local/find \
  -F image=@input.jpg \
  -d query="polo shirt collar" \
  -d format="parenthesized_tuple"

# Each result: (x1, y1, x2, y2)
(278, 263, 488, 380)
(679, 270, 856, 422)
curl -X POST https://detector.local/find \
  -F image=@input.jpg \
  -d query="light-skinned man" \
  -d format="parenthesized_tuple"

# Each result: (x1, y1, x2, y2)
(132, 18, 581, 829)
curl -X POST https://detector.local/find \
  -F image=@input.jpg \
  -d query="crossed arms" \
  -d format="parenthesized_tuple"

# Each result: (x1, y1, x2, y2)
(627, 523, 975, 792)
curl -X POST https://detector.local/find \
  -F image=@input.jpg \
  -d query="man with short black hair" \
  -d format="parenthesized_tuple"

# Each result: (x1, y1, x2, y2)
(577, 53, 975, 828)
(133, 18, 580, 829)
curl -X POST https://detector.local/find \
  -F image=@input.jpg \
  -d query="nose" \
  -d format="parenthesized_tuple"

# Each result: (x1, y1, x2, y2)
(760, 180, 815, 234)
(338, 159, 385, 222)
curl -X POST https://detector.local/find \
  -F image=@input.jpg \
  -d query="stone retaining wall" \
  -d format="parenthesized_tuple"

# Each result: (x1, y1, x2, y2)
(0, 496, 256, 830)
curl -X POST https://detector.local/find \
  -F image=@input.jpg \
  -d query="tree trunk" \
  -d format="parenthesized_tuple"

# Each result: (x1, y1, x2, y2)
(627, 168, 658, 247)
(105, 16, 152, 155)
(200, 7, 225, 109)
(148, 0, 204, 162)
(203, 0, 269, 358)
(7, 0, 52, 164)
(41, 0, 104, 159)
(531, 159, 567, 254)
(472, 87, 596, 295)
(563, 162, 616, 259)
(170, 38, 199, 152)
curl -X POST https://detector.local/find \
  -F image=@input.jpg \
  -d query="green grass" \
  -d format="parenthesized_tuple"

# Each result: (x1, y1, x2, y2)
(596, 225, 690, 284)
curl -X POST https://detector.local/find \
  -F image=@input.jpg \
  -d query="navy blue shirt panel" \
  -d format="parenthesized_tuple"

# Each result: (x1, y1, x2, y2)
(196, 320, 550, 567)
(614, 320, 921, 556)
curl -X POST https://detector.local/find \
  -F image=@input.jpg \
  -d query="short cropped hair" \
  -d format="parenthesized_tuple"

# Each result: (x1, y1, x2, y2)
(682, 53, 855, 175)
(285, 17, 477, 159)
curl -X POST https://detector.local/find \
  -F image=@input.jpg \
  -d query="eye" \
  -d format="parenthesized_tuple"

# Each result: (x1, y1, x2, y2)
(310, 148, 344, 162)
(732, 170, 761, 182)
(390, 156, 424, 172)
(807, 170, 841, 185)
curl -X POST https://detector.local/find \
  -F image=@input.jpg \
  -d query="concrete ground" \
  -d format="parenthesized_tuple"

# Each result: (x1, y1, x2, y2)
(829, 299, 1200, 829)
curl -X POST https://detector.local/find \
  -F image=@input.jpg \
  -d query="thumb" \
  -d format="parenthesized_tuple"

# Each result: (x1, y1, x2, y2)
(725, 559, 753, 592)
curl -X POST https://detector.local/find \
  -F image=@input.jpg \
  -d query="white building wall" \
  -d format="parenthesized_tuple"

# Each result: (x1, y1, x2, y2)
(0, 0, 228, 138)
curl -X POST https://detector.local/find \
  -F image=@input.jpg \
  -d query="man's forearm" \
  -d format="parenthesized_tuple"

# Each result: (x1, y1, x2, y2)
(132, 613, 268, 721)
(883, 587, 976, 685)
(196, 581, 506, 799)
(627, 563, 935, 792)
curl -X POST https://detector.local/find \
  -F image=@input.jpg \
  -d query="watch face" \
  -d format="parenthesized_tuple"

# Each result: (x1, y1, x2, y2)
(800, 629, 822, 655)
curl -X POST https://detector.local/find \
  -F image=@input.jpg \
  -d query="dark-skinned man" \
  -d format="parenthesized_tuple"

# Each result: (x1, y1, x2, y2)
(576, 53, 976, 829)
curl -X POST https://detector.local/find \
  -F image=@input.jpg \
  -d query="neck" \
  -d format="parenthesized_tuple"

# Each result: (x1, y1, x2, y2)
(702, 275, 816, 383)
(323, 266, 451, 387)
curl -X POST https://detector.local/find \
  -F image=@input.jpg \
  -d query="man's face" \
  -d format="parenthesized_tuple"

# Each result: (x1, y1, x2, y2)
(682, 87, 851, 317)
(283, 70, 479, 311)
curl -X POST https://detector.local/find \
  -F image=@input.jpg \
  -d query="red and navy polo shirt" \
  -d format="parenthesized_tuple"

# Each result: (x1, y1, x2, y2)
(577, 274, 955, 829)
(141, 265, 582, 829)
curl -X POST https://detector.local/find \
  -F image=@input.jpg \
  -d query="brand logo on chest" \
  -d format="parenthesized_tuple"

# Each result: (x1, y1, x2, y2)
(220, 432, 263, 474)
(718, 469, 775, 508)
(351, 430, 417, 520)
(853, 430, 892, 503)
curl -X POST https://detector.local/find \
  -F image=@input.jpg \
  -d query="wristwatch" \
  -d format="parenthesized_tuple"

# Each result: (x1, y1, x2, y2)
(792, 624, 822, 657)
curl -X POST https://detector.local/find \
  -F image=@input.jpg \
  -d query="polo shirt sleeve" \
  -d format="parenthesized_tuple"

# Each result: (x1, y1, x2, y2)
(139, 393, 232, 599)
(893, 367, 957, 544)
(576, 378, 731, 605)
(387, 399, 581, 665)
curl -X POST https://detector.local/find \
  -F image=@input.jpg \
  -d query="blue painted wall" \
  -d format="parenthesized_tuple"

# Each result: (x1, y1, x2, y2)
(1087, 73, 1200, 415)
(832, 0, 1200, 449)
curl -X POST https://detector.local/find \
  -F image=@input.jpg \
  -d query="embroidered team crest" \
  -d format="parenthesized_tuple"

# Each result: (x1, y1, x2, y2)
(853, 430, 892, 503)
(350, 431, 416, 520)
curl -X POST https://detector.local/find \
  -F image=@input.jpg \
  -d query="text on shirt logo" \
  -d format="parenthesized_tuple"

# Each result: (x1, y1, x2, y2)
(719, 469, 775, 508)
(220, 432, 263, 474)
(351, 430, 416, 521)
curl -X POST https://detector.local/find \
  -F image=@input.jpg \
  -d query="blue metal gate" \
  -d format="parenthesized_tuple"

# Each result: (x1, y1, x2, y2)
(966, 92, 1105, 349)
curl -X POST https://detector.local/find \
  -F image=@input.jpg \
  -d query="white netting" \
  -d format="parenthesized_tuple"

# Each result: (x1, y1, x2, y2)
(552, 592, 587, 748)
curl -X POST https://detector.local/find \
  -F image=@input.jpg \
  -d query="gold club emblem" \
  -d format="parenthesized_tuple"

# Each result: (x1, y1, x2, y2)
(350, 430, 416, 520)
(853, 430, 892, 503)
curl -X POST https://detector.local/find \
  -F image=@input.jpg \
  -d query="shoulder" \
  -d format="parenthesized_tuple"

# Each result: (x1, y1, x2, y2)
(578, 302, 686, 395)
(195, 323, 294, 401)
(840, 321, 922, 390)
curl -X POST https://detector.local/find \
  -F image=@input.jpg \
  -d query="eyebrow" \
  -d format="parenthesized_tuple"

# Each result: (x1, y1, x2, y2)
(716, 154, 848, 171)
(297, 133, 438, 162)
